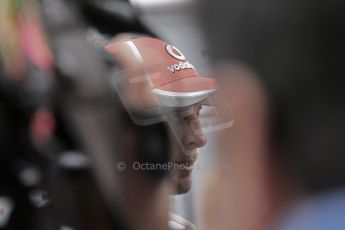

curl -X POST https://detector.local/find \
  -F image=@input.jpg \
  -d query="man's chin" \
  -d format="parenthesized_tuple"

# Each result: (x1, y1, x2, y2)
(173, 175, 192, 195)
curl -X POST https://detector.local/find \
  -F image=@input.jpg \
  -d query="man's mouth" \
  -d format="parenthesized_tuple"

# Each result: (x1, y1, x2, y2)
(174, 159, 196, 171)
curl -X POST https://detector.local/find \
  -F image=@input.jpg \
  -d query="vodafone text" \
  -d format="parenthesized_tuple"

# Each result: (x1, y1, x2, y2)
(167, 61, 195, 73)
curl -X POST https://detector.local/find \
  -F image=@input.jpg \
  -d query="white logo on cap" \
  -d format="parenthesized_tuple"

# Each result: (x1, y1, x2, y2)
(165, 44, 186, 61)
(167, 61, 195, 73)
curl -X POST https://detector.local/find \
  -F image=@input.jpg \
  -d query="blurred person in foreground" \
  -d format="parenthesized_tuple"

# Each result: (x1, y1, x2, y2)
(105, 35, 218, 230)
(198, 0, 345, 229)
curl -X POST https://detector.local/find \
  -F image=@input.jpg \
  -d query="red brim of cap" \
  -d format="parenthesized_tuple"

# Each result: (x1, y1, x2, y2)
(151, 76, 218, 107)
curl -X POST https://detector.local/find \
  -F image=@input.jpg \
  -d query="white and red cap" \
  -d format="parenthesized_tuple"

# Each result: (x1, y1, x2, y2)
(106, 36, 218, 108)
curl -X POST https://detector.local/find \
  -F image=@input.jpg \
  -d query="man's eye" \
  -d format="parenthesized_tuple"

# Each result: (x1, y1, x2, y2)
(197, 106, 202, 116)
(198, 106, 218, 118)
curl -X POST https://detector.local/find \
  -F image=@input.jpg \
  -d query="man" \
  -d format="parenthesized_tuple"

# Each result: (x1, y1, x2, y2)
(105, 35, 218, 230)
(106, 36, 216, 195)
(199, 0, 345, 229)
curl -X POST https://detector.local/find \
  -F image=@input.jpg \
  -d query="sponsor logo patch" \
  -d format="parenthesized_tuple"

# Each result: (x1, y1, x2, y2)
(167, 61, 195, 73)
(165, 44, 186, 61)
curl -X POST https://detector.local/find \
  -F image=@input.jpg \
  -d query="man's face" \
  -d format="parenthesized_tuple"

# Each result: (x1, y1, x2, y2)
(168, 103, 207, 194)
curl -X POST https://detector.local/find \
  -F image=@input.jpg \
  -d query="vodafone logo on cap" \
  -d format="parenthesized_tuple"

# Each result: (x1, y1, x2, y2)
(165, 44, 195, 73)
(165, 44, 186, 61)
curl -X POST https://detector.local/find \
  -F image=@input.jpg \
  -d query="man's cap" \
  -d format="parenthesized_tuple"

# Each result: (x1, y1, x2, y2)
(106, 36, 218, 108)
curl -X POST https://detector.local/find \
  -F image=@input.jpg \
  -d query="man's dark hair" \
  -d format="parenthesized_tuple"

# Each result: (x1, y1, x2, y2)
(200, 0, 345, 193)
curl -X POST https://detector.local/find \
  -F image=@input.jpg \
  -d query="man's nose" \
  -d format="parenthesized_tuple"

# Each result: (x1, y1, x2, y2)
(182, 117, 207, 150)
